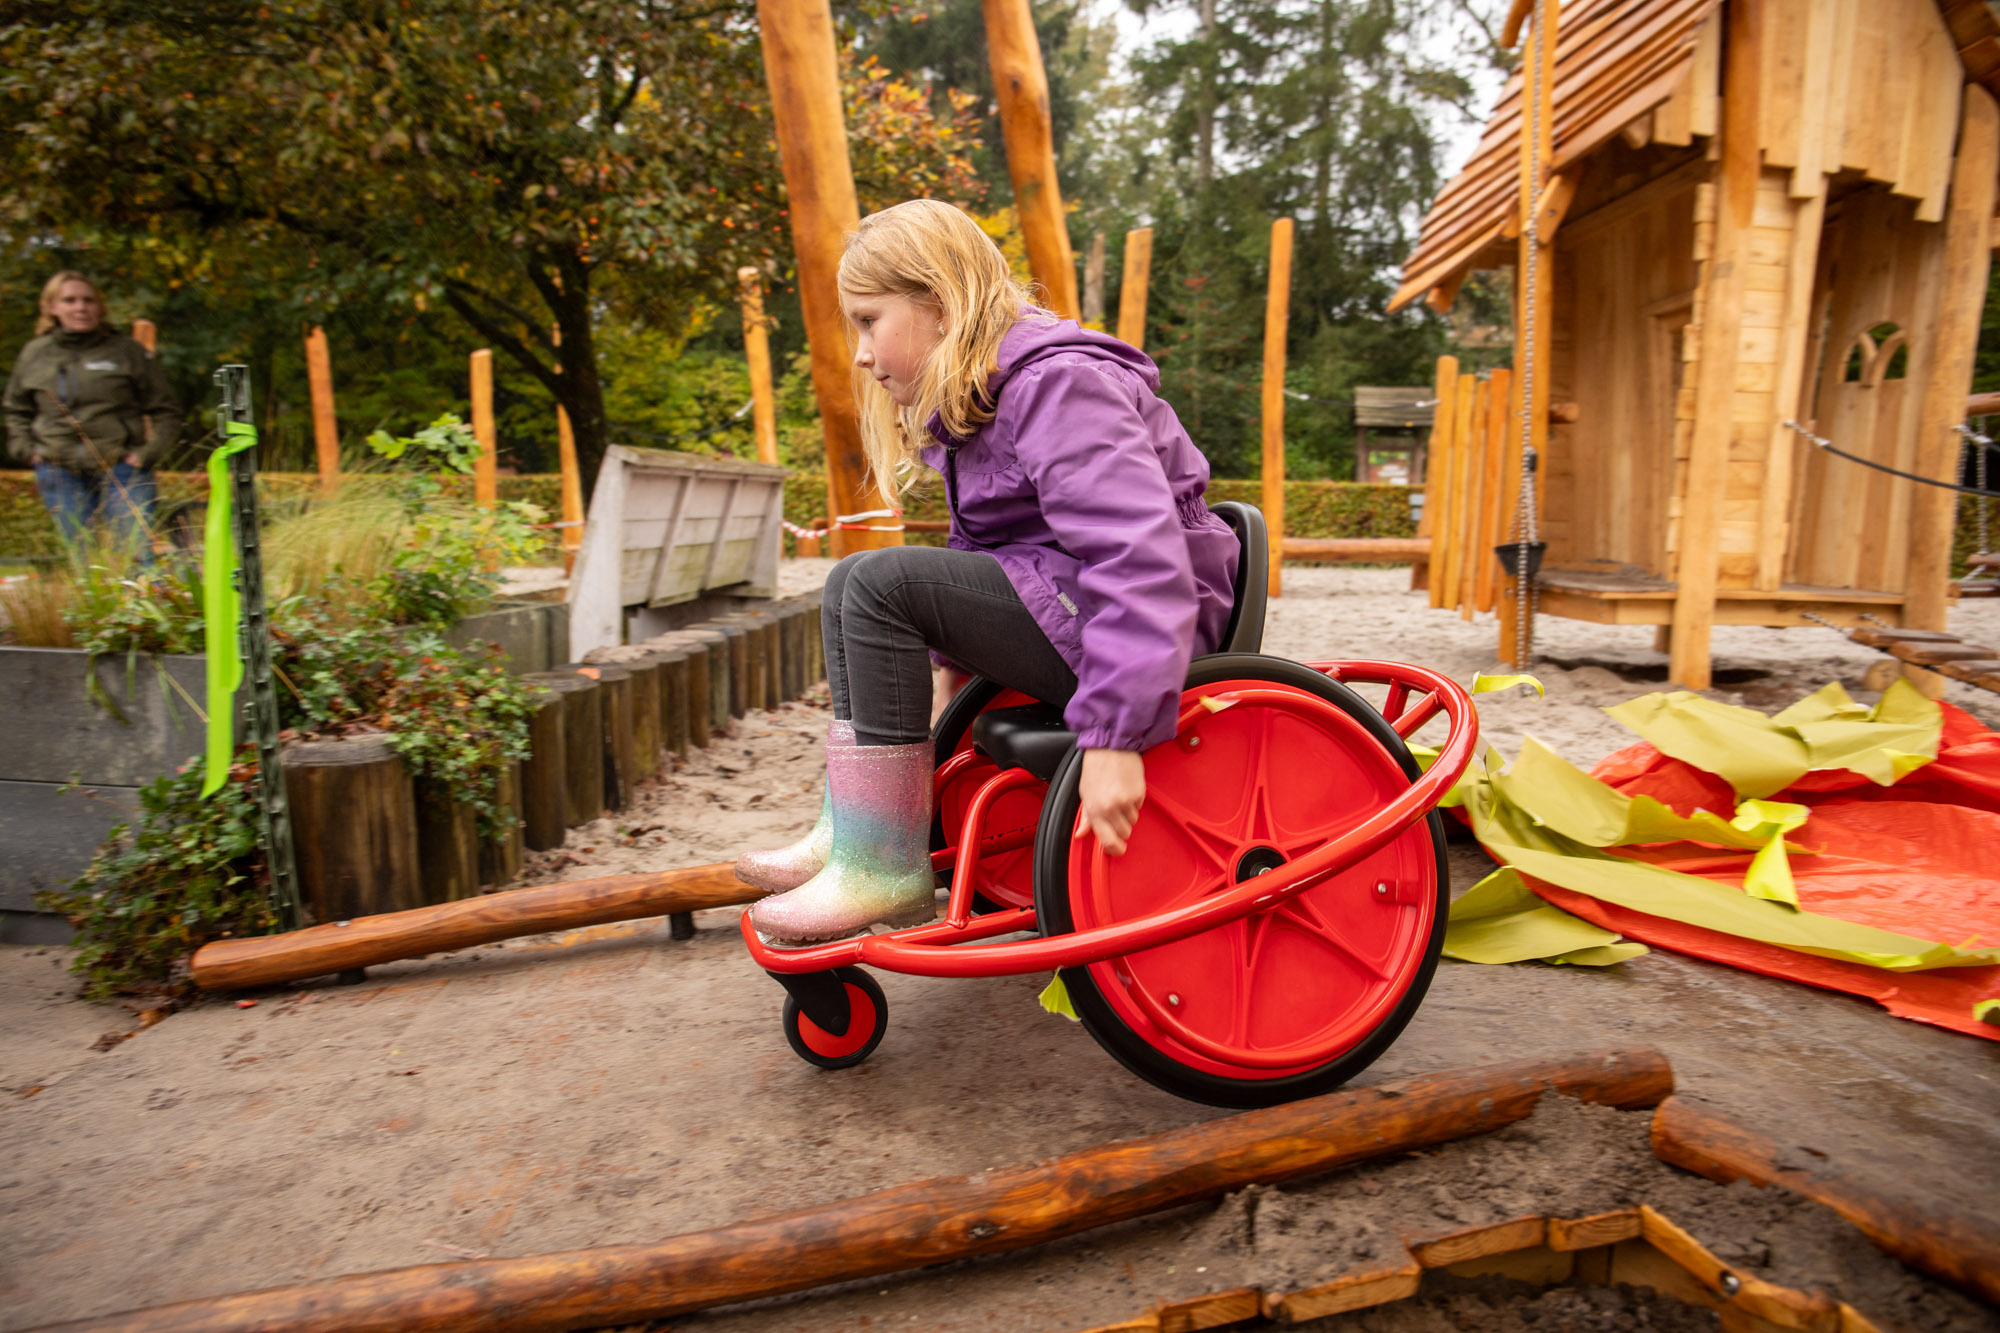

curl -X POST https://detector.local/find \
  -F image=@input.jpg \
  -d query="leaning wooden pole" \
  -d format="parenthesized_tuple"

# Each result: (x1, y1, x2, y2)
(738, 266, 781, 466)
(189, 863, 756, 992)
(982, 0, 1079, 320)
(1261, 217, 1294, 599)
(553, 327, 585, 573)
(1116, 226, 1153, 350)
(1905, 86, 1998, 632)
(305, 326, 340, 496)
(1652, 1095, 2000, 1306)
(757, 0, 897, 558)
(46, 1050, 1672, 1333)
(469, 348, 497, 508)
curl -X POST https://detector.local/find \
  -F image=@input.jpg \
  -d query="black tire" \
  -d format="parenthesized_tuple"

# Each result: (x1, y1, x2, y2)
(780, 966, 889, 1070)
(1033, 654, 1450, 1109)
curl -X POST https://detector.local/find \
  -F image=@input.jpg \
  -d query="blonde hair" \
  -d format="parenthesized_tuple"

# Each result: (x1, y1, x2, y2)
(838, 199, 1046, 494)
(36, 271, 108, 336)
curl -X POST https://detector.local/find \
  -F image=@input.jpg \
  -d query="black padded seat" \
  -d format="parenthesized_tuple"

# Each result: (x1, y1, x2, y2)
(970, 704, 1077, 781)
(966, 502, 1269, 778)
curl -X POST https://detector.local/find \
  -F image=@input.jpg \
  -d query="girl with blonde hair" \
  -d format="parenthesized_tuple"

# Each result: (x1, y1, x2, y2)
(739, 199, 1240, 942)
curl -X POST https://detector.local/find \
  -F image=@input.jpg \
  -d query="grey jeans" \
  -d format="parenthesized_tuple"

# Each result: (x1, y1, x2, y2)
(823, 546, 1078, 745)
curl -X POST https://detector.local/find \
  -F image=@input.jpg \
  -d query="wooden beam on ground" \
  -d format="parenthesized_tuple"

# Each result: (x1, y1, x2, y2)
(737, 267, 780, 466)
(469, 348, 497, 508)
(1906, 87, 1999, 630)
(51, 1050, 1673, 1333)
(305, 327, 340, 496)
(1651, 1095, 2000, 1306)
(1117, 226, 1153, 350)
(1262, 218, 1295, 599)
(190, 863, 754, 993)
(758, 0, 895, 558)
(983, 0, 1079, 320)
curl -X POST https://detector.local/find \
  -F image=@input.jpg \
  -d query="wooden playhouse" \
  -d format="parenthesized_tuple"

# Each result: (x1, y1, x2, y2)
(1393, 0, 2000, 688)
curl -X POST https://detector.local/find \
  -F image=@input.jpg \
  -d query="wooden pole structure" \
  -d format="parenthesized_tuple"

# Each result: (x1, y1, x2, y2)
(190, 863, 756, 992)
(757, 0, 897, 559)
(1652, 1096, 2000, 1306)
(1906, 86, 1999, 631)
(469, 348, 497, 508)
(737, 266, 781, 466)
(982, 0, 1079, 321)
(1417, 355, 1458, 598)
(304, 326, 340, 495)
(1669, 0, 1757, 690)
(49, 1050, 1672, 1331)
(1117, 227, 1153, 349)
(553, 327, 585, 574)
(130, 318, 157, 353)
(1260, 218, 1294, 599)
(1082, 231, 1106, 326)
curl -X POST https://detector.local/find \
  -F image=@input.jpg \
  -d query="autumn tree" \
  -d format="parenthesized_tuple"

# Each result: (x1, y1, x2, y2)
(0, 0, 981, 487)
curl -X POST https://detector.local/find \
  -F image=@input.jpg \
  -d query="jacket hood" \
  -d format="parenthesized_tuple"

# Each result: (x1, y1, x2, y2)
(991, 314, 1159, 397)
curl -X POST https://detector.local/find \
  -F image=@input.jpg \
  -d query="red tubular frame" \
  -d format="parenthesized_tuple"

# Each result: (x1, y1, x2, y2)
(745, 661, 1476, 979)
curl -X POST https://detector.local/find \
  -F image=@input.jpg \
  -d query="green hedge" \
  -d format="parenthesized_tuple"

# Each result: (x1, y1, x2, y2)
(9, 469, 1992, 577)
(1, 471, 568, 561)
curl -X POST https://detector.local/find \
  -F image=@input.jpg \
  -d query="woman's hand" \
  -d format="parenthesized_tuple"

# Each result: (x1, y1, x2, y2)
(1079, 748, 1145, 855)
(121, 451, 139, 467)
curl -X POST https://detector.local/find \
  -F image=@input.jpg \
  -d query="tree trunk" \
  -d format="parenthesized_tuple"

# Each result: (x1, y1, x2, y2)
(1195, 0, 1218, 192)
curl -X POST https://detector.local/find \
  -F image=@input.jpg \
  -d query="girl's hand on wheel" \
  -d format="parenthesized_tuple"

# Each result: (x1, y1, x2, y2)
(1079, 748, 1145, 855)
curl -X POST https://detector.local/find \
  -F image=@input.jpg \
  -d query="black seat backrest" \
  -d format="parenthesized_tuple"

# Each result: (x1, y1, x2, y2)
(1210, 500, 1267, 653)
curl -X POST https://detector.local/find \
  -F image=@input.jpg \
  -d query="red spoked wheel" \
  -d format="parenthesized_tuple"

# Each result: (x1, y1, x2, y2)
(781, 967, 889, 1070)
(1034, 655, 1448, 1108)
(931, 680, 1045, 911)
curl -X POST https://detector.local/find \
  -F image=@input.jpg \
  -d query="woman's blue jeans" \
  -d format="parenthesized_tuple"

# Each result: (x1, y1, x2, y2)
(34, 460, 157, 556)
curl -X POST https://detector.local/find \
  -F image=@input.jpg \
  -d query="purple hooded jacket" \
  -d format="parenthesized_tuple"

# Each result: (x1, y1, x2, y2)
(919, 316, 1240, 752)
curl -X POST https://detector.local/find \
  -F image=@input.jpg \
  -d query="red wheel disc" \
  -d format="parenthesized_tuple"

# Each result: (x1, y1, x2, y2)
(937, 688, 1043, 909)
(795, 982, 880, 1060)
(1066, 681, 1439, 1080)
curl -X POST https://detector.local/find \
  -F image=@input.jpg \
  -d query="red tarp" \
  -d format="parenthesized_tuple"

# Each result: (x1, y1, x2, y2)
(1525, 701, 2000, 1040)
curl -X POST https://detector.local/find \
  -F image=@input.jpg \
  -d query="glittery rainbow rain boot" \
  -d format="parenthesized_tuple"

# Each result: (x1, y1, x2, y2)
(734, 720, 856, 893)
(748, 739, 937, 943)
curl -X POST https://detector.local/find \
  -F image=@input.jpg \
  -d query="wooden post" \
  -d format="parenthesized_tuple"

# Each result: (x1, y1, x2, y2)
(477, 762, 525, 889)
(1458, 376, 1491, 619)
(1418, 355, 1458, 598)
(738, 267, 781, 466)
(283, 735, 424, 924)
(1670, 0, 1758, 690)
(982, 0, 1079, 321)
(1082, 232, 1107, 326)
(414, 778, 482, 904)
(757, 0, 896, 559)
(130, 318, 156, 353)
(305, 326, 340, 496)
(553, 328, 586, 574)
(1260, 219, 1295, 598)
(518, 685, 567, 852)
(1117, 227, 1153, 350)
(1475, 366, 1514, 613)
(470, 348, 498, 508)
(523, 672, 603, 827)
(1906, 87, 1999, 630)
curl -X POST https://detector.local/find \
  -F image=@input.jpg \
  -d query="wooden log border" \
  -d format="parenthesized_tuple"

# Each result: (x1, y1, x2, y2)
(36, 1050, 1672, 1333)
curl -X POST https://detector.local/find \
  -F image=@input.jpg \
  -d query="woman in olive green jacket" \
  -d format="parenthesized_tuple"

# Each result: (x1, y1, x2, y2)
(4, 271, 181, 548)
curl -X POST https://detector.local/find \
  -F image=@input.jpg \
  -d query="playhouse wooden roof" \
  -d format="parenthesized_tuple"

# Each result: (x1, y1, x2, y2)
(1390, 0, 2000, 314)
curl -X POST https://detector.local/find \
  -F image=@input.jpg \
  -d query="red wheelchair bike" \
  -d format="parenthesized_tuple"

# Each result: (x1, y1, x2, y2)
(742, 503, 1479, 1107)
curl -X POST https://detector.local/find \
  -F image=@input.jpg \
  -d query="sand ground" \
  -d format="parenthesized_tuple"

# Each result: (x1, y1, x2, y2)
(3, 564, 1997, 1329)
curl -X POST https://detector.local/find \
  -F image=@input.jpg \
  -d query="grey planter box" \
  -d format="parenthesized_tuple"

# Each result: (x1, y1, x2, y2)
(0, 649, 212, 936)
(0, 601, 566, 940)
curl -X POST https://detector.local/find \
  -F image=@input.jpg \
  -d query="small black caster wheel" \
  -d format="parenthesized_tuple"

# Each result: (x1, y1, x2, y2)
(781, 966, 888, 1070)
